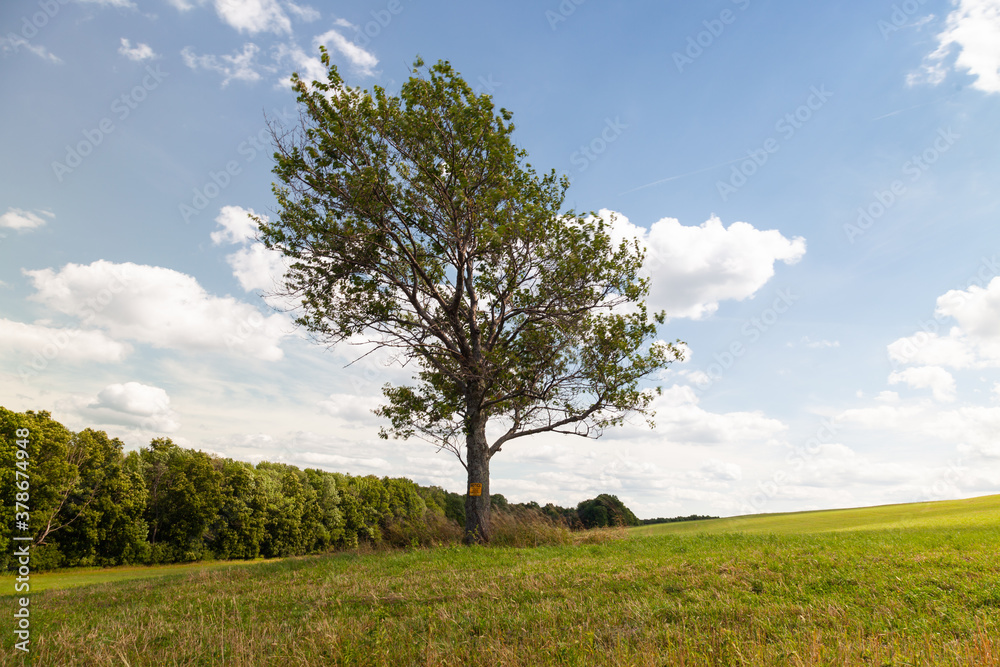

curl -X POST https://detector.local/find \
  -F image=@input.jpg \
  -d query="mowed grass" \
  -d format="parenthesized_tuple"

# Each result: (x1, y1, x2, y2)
(631, 493, 1000, 537)
(1, 497, 998, 666)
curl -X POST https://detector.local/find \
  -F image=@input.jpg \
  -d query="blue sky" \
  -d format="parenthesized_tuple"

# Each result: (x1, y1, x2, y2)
(2, 0, 999, 518)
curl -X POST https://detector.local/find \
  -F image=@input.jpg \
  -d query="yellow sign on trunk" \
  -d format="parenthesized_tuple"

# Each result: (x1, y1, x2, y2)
(469, 483, 482, 496)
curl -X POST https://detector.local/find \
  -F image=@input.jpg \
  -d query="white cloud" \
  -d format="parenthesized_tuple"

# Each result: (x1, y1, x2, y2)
(699, 458, 742, 481)
(891, 278, 1000, 370)
(285, 1, 320, 22)
(24, 260, 291, 361)
(226, 244, 291, 294)
(800, 337, 840, 349)
(211, 205, 259, 245)
(318, 392, 383, 424)
(211, 206, 292, 297)
(936, 278, 1000, 361)
(0, 35, 62, 64)
(213, 0, 291, 34)
(621, 384, 788, 446)
(876, 390, 901, 403)
(85, 382, 180, 432)
(0, 207, 53, 230)
(118, 38, 157, 62)
(314, 29, 378, 76)
(911, 0, 1000, 93)
(888, 365, 957, 402)
(271, 41, 327, 87)
(604, 210, 806, 319)
(0, 319, 131, 363)
(786, 442, 918, 488)
(182, 43, 262, 86)
(887, 328, 976, 368)
(840, 401, 1000, 458)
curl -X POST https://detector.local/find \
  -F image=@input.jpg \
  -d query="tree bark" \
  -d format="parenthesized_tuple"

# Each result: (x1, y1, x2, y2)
(463, 413, 491, 544)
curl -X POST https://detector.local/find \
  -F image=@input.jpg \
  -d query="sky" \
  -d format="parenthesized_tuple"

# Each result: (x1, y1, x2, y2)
(2, 0, 999, 519)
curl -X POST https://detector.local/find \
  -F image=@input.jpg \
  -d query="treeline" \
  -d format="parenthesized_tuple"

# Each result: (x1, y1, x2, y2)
(489, 492, 640, 529)
(1, 408, 640, 571)
(639, 514, 719, 526)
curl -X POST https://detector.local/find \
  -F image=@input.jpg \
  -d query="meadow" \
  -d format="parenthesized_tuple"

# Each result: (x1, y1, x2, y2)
(2, 495, 999, 666)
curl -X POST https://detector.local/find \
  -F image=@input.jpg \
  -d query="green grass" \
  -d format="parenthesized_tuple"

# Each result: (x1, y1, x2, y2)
(2, 495, 999, 666)
(0, 558, 283, 595)
(632, 493, 1000, 537)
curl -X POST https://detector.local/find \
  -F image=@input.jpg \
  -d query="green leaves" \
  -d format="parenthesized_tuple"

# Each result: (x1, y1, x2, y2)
(262, 51, 684, 468)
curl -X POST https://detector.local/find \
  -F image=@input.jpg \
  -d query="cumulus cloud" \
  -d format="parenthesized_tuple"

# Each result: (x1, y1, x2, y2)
(118, 38, 157, 61)
(936, 278, 1000, 360)
(214, 0, 291, 35)
(888, 365, 957, 402)
(85, 382, 180, 432)
(889, 278, 1000, 370)
(604, 210, 806, 319)
(24, 260, 291, 360)
(621, 384, 788, 446)
(182, 43, 262, 86)
(910, 0, 1000, 93)
(887, 328, 977, 368)
(211, 206, 292, 297)
(0, 319, 131, 364)
(211, 205, 259, 245)
(0, 207, 53, 230)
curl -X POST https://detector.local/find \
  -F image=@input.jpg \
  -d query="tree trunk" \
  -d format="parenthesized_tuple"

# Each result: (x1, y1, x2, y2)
(463, 414, 491, 544)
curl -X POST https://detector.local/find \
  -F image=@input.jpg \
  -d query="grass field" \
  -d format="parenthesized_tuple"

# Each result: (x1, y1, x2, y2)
(632, 493, 1000, 537)
(2, 495, 999, 666)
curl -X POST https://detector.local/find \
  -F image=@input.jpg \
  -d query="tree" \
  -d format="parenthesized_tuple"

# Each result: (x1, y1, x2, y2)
(260, 50, 684, 543)
(139, 439, 224, 562)
(577, 494, 639, 529)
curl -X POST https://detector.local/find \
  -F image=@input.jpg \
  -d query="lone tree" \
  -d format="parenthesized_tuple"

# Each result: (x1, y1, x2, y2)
(259, 49, 684, 543)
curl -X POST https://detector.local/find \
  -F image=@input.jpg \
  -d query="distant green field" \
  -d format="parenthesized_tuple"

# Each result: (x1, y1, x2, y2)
(632, 493, 1000, 537)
